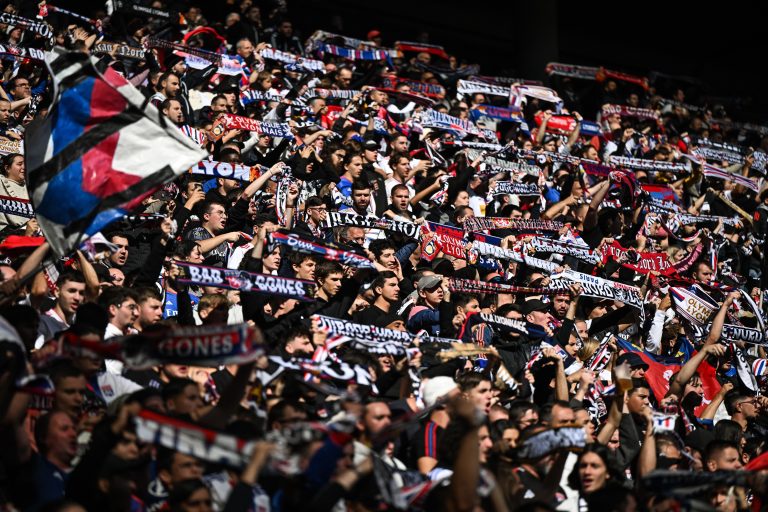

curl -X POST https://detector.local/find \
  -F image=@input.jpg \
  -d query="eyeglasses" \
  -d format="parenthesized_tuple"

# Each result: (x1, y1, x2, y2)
(15, 82, 30, 88)
(308, 206, 327, 212)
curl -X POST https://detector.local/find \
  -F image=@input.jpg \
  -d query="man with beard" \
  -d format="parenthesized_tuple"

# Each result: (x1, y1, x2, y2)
(280, 326, 314, 358)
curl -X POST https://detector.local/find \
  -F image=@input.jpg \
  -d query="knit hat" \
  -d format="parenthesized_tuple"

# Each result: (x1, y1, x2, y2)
(421, 376, 458, 408)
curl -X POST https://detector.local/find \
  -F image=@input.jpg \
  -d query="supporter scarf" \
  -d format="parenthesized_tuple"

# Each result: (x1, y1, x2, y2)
(509, 85, 563, 110)
(585, 334, 614, 372)
(0, 44, 46, 62)
(753, 359, 768, 377)
(585, 379, 613, 422)
(640, 470, 748, 496)
(647, 197, 681, 213)
(0, 134, 21, 153)
(111, 0, 170, 18)
(732, 342, 758, 392)
(135, 409, 255, 468)
(674, 213, 740, 227)
(436, 343, 498, 361)
(515, 148, 581, 166)
(303, 88, 361, 100)
(700, 163, 758, 192)
(322, 211, 420, 239)
(307, 30, 380, 51)
(669, 286, 719, 326)
(256, 355, 376, 389)
(174, 261, 316, 301)
(527, 238, 602, 265)
(15, 374, 55, 396)
(550, 269, 644, 314)
(545, 62, 599, 80)
(0, 12, 53, 41)
(609, 156, 689, 174)
(456, 80, 510, 97)
(394, 41, 449, 60)
(670, 243, 704, 276)
(270, 232, 373, 268)
(465, 150, 540, 177)
(421, 221, 507, 261)
(597, 68, 649, 90)
(470, 74, 543, 86)
(691, 146, 743, 165)
(462, 312, 548, 340)
(122, 323, 263, 368)
(429, 175, 450, 206)
(487, 181, 540, 199)
(92, 42, 144, 59)
(145, 37, 222, 65)
(220, 114, 293, 138)
(447, 140, 503, 151)
(381, 76, 445, 98)
(189, 160, 261, 182)
(275, 167, 294, 227)
(316, 43, 388, 61)
(516, 427, 585, 461)
(260, 48, 324, 71)
(182, 53, 243, 76)
(313, 314, 456, 346)
(420, 109, 481, 137)
(689, 323, 766, 345)
(46, 5, 100, 29)
(241, 90, 285, 105)
(0, 195, 34, 219)
(470, 104, 526, 123)
(692, 135, 746, 157)
(533, 113, 601, 138)
(372, 455, 435, 511)
(601, 104, 659, 120)
(601, 241, 671, 274)
(464, 217, 563, 233)
(449, 277, 566, 296)
(752, 151, 768, 173)
(657, 97, 707, 114)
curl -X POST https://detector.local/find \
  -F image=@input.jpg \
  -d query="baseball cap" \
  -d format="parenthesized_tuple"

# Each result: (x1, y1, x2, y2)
(421, 376, 458, 408)
(616, 352, 649, 370)
(367, 30, 381, 40)
(521, 299, 549, 315)
(416, 274, 443, 291)
(363, 139, 379, 151)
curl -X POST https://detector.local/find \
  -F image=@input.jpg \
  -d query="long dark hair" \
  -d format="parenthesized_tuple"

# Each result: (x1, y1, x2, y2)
(567, 443, 625, 493)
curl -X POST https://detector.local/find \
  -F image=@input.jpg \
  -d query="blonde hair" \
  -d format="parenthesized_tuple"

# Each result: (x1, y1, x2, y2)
(578, 338, 601, 362)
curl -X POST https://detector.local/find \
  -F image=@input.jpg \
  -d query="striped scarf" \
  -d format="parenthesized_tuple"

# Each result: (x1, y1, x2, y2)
(260, 48, 324, 71)
(464, 217, 563, 233)
(381, 76, 445, 98)
(700, 162, 758, 192)
(609, 156, 690, 173)
(317, 43, 389, 61)
(456, 79, 510, 97)
(145, 37, 222, 64)
(601, 104, 659, 120)
(448, 277, 566, 296)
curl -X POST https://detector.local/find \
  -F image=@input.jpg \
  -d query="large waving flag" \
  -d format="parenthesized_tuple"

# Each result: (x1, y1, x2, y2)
(24, 49, 207, 256)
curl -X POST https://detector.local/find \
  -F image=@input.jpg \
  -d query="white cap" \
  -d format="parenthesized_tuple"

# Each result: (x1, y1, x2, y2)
(421, 376, 458, 408)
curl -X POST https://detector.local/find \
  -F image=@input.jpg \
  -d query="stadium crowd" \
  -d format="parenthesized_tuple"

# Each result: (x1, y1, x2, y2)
(1, 1, 768, 511)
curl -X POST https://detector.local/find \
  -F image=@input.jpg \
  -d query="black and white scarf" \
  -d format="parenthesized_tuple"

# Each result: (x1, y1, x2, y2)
(322, 211, 420, 239)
